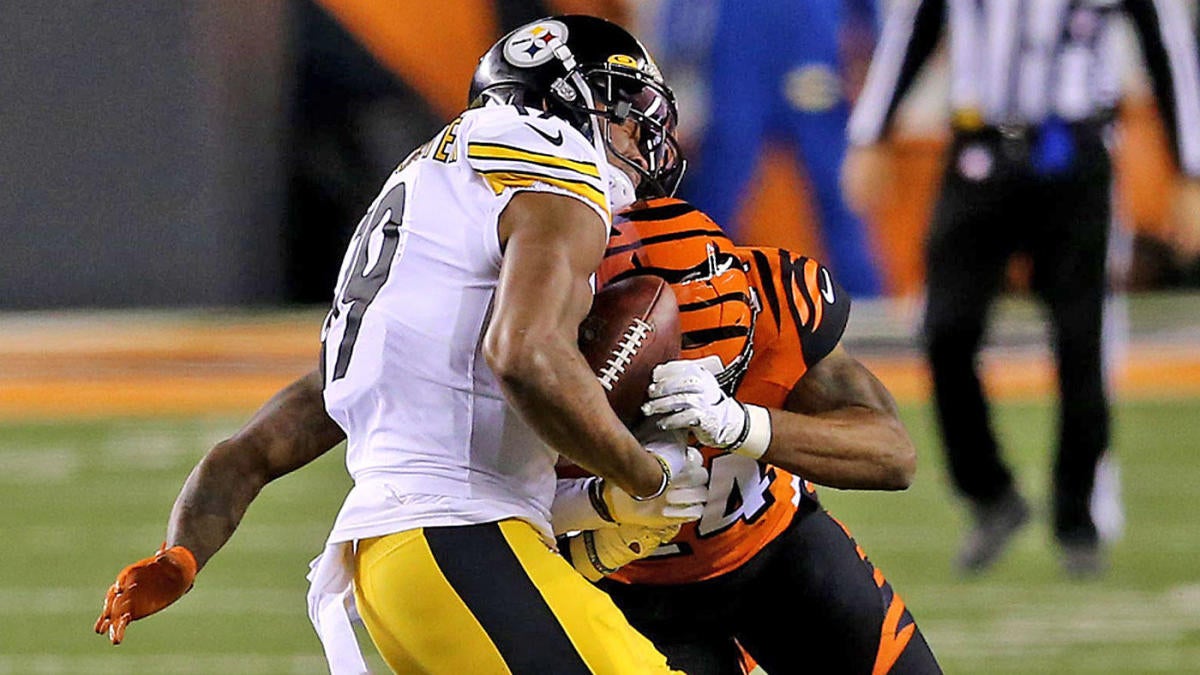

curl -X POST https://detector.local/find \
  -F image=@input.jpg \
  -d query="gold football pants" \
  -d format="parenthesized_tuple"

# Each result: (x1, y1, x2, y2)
(354, 519, 680, 674)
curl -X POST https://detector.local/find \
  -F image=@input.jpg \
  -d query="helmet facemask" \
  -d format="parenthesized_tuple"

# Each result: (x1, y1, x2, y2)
(671, 244, 758, 396)
(529, 59, 684, 200)
(575, 68, 685, 199)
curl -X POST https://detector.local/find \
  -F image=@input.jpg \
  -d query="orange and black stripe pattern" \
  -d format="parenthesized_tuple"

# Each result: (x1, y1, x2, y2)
(827, 515, 918, 675)
(742, 246, 850, 376)
(601, 198, 851, 398)
(600, 198, 851, 585)
(600, 199, 757, 394)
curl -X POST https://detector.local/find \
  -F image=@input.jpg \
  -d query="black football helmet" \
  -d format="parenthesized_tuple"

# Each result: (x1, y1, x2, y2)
(468, 15, 685, 198)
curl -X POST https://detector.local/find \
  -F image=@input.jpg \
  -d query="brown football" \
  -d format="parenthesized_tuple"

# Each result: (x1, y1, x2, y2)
(578, 275, 680, 428)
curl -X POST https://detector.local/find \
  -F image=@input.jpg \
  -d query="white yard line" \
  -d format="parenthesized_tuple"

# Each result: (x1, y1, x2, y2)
(7, 523, 330, 553)
(0, 587, 304, 616)
(917, 583, 1200, 662)
(0, 654, 328, 675)
(0, 449, 80, 483)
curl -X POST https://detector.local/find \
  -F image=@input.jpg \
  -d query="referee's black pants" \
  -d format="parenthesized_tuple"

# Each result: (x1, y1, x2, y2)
(922, 128, 1112, 545)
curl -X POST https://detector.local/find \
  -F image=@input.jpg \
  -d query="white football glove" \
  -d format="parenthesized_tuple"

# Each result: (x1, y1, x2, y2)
(641, 356, 749, 449)
(565, 523, 680, 582)
(548, 428, 708, 535)
(597, 429, 708, 528)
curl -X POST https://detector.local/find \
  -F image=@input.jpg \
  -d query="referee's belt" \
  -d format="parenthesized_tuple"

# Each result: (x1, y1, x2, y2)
(950, 115, 1110, 175)
(950, 114, 1110, 144)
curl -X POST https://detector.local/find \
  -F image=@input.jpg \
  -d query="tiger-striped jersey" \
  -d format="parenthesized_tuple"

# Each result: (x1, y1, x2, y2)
(319, 105, 612, 548)
(597, 198, 851, 584)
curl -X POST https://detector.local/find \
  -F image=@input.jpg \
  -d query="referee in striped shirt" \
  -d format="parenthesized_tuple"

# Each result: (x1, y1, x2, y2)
(843, 0, 1200, 578)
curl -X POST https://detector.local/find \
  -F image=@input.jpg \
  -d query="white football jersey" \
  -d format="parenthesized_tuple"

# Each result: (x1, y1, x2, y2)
(319, 105, 612, 545)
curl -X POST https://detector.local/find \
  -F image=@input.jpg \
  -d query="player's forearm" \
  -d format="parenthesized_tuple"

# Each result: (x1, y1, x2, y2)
(165, 370, 345, 570)
(490, 192, 664, 498)
(759, 406, 915, 490)
(488, 334, 663, 499)
(165, 442, 269, 571)
(765, 347, 915, 489)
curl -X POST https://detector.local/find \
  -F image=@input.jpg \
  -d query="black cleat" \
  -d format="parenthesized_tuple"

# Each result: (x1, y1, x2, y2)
(956, 489, 1031, 575)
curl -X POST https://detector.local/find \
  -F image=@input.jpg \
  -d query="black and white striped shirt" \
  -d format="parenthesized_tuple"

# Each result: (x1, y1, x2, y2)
(848, 0, 1200, 176)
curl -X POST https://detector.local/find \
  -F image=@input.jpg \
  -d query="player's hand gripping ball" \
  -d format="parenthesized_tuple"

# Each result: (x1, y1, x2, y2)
(643, 356, 750, 449)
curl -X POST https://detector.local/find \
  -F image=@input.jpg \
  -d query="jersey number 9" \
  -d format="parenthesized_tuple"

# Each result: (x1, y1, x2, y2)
(323, 182, 408, 381)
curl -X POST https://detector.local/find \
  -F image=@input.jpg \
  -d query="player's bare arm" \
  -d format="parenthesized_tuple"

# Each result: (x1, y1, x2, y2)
(166, 369, 345, 569)
(486, 190, 666, 499)
(767, 345, 915, 490)
(96, 369, 344, 644)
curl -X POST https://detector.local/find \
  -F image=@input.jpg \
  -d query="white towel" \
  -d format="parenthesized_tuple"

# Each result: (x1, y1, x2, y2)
(306, 541, 370, 675)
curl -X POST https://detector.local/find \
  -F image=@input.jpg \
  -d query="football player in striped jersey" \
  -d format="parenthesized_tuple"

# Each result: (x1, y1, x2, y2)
(562, 197, 943, 674)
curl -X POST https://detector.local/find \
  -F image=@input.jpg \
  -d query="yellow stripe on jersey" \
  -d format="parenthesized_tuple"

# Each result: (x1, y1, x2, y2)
(479, 169, 610, 219)
(467, 142, 602, 179)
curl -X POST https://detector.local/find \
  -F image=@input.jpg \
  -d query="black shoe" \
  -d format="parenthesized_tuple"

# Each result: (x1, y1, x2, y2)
(1059, 538, 1106, 580)
(956, 490, 1031, 575)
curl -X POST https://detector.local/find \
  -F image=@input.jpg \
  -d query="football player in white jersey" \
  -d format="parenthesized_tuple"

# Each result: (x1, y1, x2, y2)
(96, 15, 704, 675)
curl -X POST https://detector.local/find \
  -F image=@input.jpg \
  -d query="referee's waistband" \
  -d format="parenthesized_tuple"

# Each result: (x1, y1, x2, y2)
(950, 111, 1112, 140)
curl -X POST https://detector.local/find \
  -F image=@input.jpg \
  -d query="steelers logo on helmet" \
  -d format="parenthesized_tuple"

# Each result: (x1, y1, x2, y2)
(503, 20, 569, 68)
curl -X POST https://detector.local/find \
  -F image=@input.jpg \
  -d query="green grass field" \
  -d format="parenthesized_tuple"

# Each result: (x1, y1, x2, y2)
(2, 398, 1198, 674)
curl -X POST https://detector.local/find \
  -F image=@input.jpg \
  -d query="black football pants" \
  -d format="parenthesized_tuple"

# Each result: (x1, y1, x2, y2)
(599, 501, 942, 674)
(922, 128, 1112, 544)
